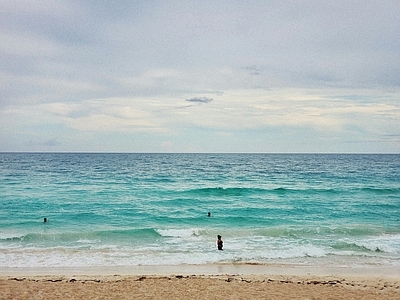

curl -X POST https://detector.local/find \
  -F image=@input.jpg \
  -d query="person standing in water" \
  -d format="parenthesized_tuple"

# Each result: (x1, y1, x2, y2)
(217, 235, 223, 250)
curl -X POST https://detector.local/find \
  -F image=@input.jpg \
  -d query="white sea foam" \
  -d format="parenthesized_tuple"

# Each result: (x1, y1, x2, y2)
(156, 228, 204, 238)
(354, 234, 400, 254)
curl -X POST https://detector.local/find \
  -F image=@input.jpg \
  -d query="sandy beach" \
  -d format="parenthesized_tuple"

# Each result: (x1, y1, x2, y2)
(1, 265, 399, 299)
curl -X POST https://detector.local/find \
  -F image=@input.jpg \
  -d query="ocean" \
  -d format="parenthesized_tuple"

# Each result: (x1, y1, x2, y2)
(0, 153, 399, 269)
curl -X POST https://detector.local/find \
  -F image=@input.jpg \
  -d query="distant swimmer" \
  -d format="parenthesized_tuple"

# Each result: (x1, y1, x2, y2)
(43, 217, 47, 223)
(207, 212, 211, 217)
(217, 235, 223, 250)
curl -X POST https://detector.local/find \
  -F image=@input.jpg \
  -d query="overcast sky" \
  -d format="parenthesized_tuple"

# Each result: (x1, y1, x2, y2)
(1, 0, 399, 153)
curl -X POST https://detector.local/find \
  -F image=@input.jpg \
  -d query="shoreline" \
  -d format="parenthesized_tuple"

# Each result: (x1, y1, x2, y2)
(1, 263, 400, 278)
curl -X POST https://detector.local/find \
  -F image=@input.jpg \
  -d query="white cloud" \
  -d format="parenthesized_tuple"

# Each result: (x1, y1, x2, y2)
(40, 98, 164, 133)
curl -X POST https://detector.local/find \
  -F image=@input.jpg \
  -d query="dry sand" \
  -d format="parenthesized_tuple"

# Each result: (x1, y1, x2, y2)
(1, 266, 399, 299)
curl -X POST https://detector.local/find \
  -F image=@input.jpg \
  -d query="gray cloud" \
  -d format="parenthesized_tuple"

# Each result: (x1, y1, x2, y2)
(185, 97, 213, 104)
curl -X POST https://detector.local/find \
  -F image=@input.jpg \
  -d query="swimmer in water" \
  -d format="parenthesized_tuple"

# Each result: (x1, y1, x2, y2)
(217, 235, 223, 250)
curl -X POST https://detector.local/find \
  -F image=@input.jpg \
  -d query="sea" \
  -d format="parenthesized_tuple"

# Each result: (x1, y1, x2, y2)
(0, 153, 399, 270)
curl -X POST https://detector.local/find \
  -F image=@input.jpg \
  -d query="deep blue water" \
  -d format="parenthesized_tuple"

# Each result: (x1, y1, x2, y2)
(0, 153, 399, 268)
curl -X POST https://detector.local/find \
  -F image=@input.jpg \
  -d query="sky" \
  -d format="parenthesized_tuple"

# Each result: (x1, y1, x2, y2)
(1, 0, 399, 153)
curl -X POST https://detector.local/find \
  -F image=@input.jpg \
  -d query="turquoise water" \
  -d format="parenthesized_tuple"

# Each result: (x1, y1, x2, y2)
(0, 153, 399, 268)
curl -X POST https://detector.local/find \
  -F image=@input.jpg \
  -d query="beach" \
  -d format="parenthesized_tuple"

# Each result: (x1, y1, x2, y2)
(1, 154, 399, 299)
(1, 273, 399, 299)
(1, 265, 399, 299)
